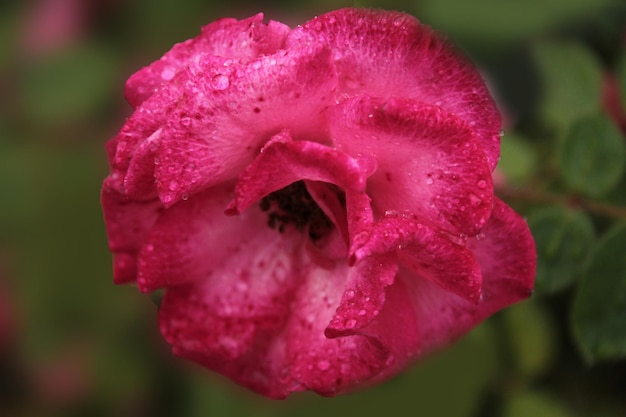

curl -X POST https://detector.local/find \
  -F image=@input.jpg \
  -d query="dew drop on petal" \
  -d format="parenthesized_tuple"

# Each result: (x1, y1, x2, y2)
(317, 359, 330, 371)
(161, 66, 176, 80)
(477, 180, 487, 188)
(425, 177, 433, 185)
(211, 74, 230, 90)
(469, 193, 482, 207)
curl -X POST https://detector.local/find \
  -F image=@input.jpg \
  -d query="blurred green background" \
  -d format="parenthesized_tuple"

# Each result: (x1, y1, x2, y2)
(1, 0, 625, 416)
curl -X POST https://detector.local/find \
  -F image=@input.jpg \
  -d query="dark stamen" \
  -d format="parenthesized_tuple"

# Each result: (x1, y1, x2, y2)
(260, 181, 335, 241)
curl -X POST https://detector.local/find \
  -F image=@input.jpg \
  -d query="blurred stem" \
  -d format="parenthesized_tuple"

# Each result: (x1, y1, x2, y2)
(498, 187, 626, 220)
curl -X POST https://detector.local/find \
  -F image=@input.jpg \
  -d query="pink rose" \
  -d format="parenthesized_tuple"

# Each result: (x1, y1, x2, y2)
(101, 8, 536, 398)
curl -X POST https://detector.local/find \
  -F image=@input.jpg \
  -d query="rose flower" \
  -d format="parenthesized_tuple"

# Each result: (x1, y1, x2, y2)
(101, 8, 536, 398)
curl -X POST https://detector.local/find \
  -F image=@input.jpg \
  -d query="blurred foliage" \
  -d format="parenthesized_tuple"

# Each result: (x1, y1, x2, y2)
(0, 0, 625, 416)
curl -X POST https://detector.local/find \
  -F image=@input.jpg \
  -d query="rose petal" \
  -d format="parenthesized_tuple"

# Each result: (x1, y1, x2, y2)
(122, 128, 161, 199)
(226, 132, 366, 215)
(158, 247, 301, 398)
(353, 212, 482, 303)
(465, 198, 536, 303)
(125, 14, 291, 107)
(112, 78, 185, 172)
(153, 44, 338, 206)
(101, 175, 163, 284)
(355, 278, 420, 384)
(331, 95, 494, 236)
(325, 253, 398, 337)
(304, 180, 349, 244)
(284, 261, 390, 396)
(345, 190, 375, 254)
(137, 185, 303, 293)
(289, 7, 501, 170)
(402, 198, 535, 353)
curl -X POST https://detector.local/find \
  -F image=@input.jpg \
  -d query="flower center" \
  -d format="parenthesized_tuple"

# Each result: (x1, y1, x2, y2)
(260, 181, 333, 241)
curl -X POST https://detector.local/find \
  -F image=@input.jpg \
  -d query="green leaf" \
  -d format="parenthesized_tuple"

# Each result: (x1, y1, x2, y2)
(418, 0, 614, 45)
(498, 133, 537, 184)
(503, 392, 575, 417)
(532, 41, 603, 131)
(528, 207, 595, 294)
(572, 223, 626, 363)
(501, 300, 556, 377)
(559, 113, 626, 197)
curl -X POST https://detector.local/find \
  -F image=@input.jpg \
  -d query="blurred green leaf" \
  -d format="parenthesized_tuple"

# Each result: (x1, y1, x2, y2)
(419, 0, 615, 45)
(528, 207, 595, 294)
(503, 392, 575, 417)
(19, 43, 119, 125)
(499, 133, 537, 184)
(502, 300, 556, 377)
(559, 113, 626, 197)
(532, 41, 603, 131)
(572, 223, 626, 363)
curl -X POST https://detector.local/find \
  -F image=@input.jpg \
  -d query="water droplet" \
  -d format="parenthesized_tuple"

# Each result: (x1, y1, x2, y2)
(477, 180, 487, 188)
(211, 74, 230, 90)
(168, 181, 179, 191)
(499, 129, 505, 137)
(345, 290, 355, 299)
(358, 309, 367, 316)
(180, 116, 191, 126)
(161, 66, 176, 80)
(316, 359, 330, 371)
(181, 193, 189, 201)
(425, 177, 433, 185)
(469, 193, 482, 207)
(345, 318, 357, 328)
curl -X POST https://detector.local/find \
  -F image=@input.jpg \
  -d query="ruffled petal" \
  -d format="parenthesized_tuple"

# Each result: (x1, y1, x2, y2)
(226, 132, 366, 215)
(126, 14, 291, 107)
(137, 185, 302, 293)
(122, 128, 161, 199)
(288, 7, 502, 170)
(284, 261, 390, 396)
(330, 95, 493, 236)
(158, 241, 302, 398)
(101, 175, 163, 284)
(153, 44, 337, 206)
(466, 198, 536, 303)
(401, 198, 535, 354)
(353, 213, 482, 303)
(325, 254, 398, 337)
